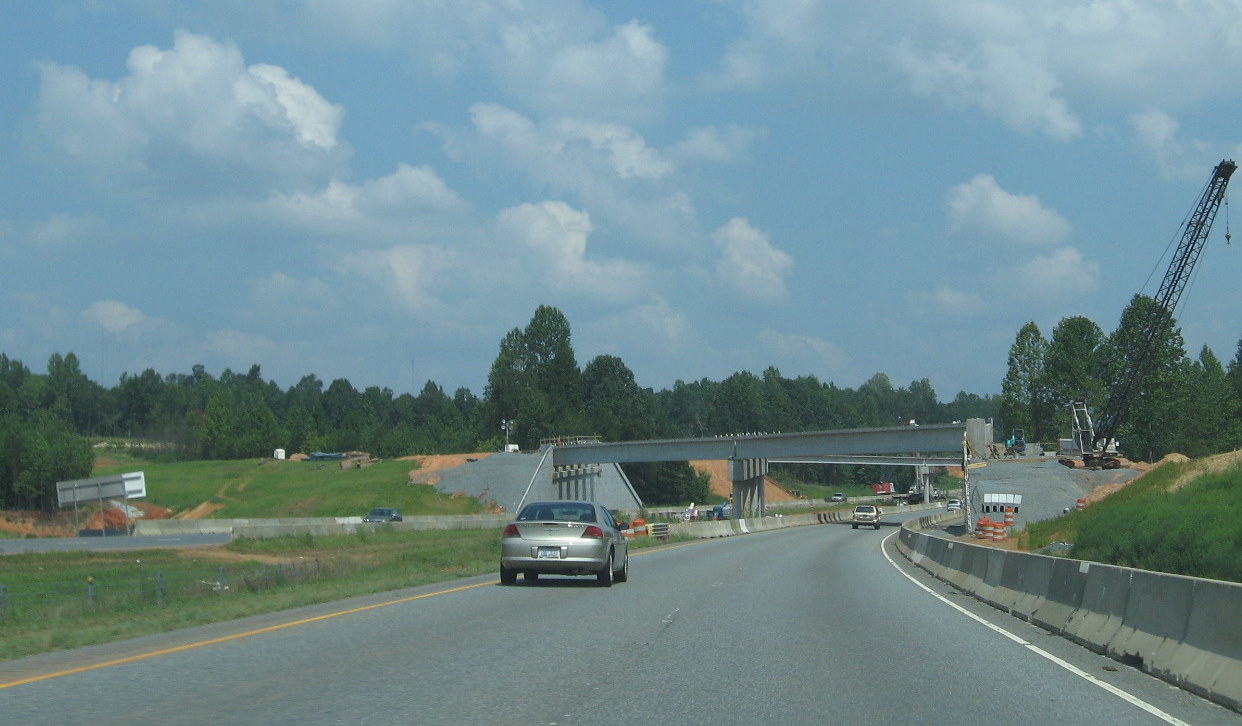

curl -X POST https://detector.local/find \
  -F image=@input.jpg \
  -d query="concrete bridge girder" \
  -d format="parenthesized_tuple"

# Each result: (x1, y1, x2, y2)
(551, 423, 969, 468)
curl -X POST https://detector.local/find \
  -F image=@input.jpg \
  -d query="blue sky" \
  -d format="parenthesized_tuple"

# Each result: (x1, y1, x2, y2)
(4, 1, 1242, 401)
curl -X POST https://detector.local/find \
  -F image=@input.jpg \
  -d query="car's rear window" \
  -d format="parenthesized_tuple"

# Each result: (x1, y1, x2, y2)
(518, 504, 596, 522)
(855, 506, 876, 513)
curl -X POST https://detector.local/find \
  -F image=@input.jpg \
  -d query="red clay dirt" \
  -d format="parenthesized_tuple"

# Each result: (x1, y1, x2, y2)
(689, 460, 798, 501)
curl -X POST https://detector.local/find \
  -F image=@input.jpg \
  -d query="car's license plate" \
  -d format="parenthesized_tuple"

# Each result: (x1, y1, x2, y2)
(537, 547, 561, 559)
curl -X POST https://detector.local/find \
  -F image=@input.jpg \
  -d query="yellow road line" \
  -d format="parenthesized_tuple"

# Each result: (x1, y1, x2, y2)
(0, 580, 494, 690)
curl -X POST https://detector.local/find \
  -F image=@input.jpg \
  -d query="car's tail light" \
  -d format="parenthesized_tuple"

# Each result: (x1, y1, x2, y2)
(580, 526, 604, 539)
(502, 524, 519, 537)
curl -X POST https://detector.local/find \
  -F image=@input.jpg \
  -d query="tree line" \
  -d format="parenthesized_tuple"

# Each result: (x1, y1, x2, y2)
(998, 293, 1242, 462)
(0, 305, 1004, 511)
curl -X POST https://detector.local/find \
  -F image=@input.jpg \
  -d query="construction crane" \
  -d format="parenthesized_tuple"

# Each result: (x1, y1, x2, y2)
(1077, 159, 1236, 468)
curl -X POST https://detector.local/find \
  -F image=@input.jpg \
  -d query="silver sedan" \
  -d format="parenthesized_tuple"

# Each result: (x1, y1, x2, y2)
(499, 500, 630, 586)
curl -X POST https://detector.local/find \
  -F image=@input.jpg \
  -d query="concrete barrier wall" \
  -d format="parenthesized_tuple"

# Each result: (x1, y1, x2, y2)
(896, 515, 1242, 712)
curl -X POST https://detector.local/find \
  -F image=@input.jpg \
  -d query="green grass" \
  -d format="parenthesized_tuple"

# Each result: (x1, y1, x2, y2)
(0, 449, 703, 661)
(0, 525, 688, 661)
(1022, 458, 1242, 582)
(93, 451, 480, 518)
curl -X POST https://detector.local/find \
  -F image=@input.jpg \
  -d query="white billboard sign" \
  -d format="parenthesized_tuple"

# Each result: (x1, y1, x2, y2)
(56, 471, 147, 507)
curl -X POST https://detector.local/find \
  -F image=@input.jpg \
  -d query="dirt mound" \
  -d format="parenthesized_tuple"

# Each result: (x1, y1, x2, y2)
(1168, 450, 1241, 492)
(689, 460, 798, 502)
(403, 453, 493, 485)
(0, 500, 175, 535)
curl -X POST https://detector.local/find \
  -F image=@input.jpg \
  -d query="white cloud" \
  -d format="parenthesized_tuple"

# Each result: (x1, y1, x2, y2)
(895, 40, 1081, 140)
(29, 214, 103, 248)
(918, 287, 985, 316)
(947, 174, 1071, 247)
(304, 3, 667, 121)
(673, 125, 766, 163)
(244, 63, 342, 151)
(756, 329, 848, 376)
(33, 30, 345, 193)
(712, 217, 792, 302)
(433, 104, 696, 250)
(81, 300, 149, 334)
(1132, 107, 1180, 157)
(267, 164, 466, 230)
(206, 329, 279, 364)
(713, 2, 1242, 140)
(362, 245, 457, 312)
(524, 20, 669, 122)
(251, 271, 338, 319)
(551, 119, 674, 180)
(495, 201, 647, 302)
(459, 104, 675, 186)
(584, 295, 702, 362)
(1014, 246, 1101, 300)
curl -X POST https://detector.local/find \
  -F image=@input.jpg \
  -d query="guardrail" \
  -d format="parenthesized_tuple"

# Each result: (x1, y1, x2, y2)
(895, 514, 1242, 713)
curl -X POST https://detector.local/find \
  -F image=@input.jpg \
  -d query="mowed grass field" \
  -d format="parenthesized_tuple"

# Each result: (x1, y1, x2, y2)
(0, 451, 681, 661)
(92, 451, 483, 519)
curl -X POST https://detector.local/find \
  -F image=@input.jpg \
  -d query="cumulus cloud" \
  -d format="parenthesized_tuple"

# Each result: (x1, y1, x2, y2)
(947, 174, 1071, 247)
(551, 119, 674, 180)
(522, 20, 669, 122)
(431, 103, 695, 250)
(755, 329, 848, 376)
(581, 296, 707, 372)
(363, 245, 457, 312)
(305, 3, 668, 121)
(495, 201, 646, 302)
(711, 2, 1242, 140)
(458, 103, 674, 185)
(251, 271, 338, 319)
(895, 41, 1081, 141)
(1014, 247, 1100, 299)
(29, 214, 103, 249)
(266, 164, 466, 231)
(81, 300, 148, 334)
(206, 329, 279, 364)
(673, 125, 766, 163)
(917, 287, 985, 316)
(712, 218, 792, 302)
(32, 30, 345, 194)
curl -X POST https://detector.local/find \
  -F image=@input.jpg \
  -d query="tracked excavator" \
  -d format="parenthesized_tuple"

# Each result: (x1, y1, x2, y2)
(1071, 159, 1235, 469)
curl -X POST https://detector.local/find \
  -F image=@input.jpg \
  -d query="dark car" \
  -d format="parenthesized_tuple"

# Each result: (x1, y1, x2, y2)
(362, 507, 403, 522)
(500, 500, 629, 587)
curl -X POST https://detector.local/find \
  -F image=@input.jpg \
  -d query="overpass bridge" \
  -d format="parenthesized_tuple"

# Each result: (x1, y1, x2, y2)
(516, 418, 992, 515)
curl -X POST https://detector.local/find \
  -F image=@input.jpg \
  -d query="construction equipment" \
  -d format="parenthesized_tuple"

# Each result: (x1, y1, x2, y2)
(1077, 159, 1236, 468)
(1005, 428, 1026, 457)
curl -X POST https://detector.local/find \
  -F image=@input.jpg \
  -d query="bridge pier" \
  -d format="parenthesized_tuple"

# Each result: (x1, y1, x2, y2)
(729, 458, 768, 519)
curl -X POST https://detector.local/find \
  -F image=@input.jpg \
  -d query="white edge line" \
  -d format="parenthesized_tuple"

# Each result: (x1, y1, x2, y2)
(880, 530, 1193, 726)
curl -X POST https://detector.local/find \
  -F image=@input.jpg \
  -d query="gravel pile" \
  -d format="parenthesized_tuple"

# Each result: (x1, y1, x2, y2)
(966, 456, 1141, 527)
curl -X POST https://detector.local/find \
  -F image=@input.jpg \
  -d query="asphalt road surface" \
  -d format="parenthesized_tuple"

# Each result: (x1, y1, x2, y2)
(0, 513, 1234, 726)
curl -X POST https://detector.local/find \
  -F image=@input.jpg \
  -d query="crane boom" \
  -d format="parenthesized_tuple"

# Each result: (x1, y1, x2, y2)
(1088, 159, 1236, 463)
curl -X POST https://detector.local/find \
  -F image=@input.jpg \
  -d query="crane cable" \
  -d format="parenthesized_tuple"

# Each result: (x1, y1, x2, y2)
(1226, 192, 1232, 244)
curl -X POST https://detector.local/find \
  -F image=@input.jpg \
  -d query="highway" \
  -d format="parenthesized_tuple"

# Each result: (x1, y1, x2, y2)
(0, 514, 1234, 725)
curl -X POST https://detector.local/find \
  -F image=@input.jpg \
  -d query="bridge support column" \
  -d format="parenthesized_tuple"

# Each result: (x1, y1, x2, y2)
(729, 458, 768, 519)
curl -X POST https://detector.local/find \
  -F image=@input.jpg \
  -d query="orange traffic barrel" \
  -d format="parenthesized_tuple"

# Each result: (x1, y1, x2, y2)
(976, 517, 992, 539)
(1076, 498, 1087, 510)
